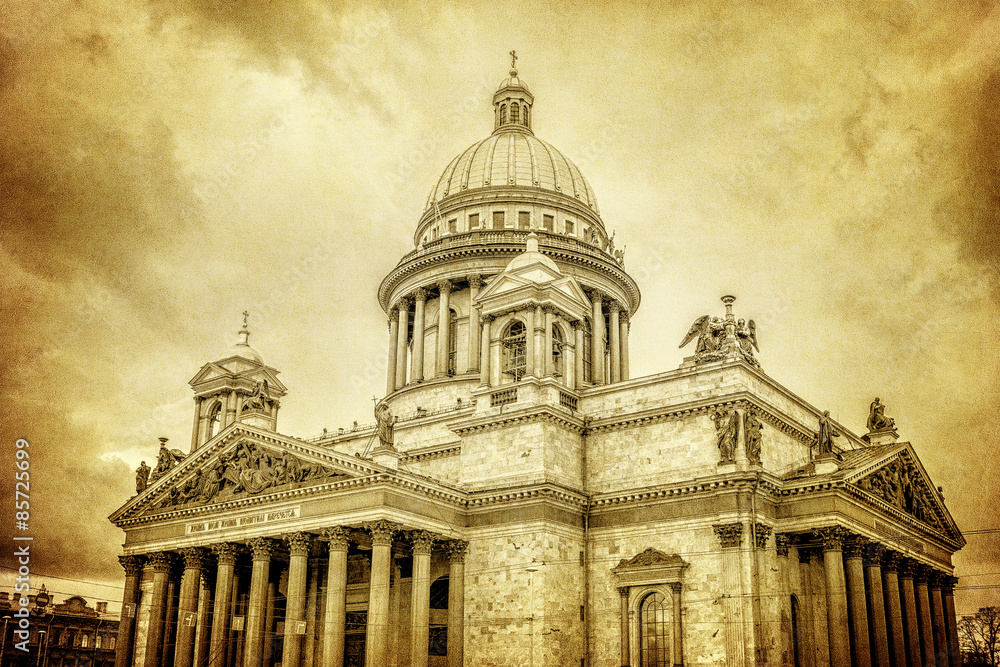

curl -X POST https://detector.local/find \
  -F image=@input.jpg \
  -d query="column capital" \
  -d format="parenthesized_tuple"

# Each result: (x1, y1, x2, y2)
(247, 537, 276, 561)
(814, 526, 849, 551)
(609, 300, 621, 313)
(713, 522, 743, 548)
(775, 533, 792, 557)
(864, 542, 886, 566)
(119, 554, 146, 577)
(797, 547, 816, 564)
(882, 550, 902, 571)
(897, 558, 918, 578)
(284, 532, 313, 557)
(468, 274, 483, 289)
(147, 552, 178, 573)
(180, 547, 210, 570)
(437, 279, 453, 294)
(408, 530, 435, 556)
(480, 314, 494, 326)
(396, 296, 412, 310)
(842, 534, 869, 560)
(444, 539, 468, 563)
(941, 575, 958, 594)
(926, 569, 944, 588)
(667, 582, 682, 593)
(914, 563, 933, 583)
(618, 586, 629, 598)
(211, 542, 242, 565)
(752, 522, 772, 550)
(321, 526, 352, 551)
(589, 289, 605, 304)
(363, 519, 400, 546)
(413, 287, 428, 301)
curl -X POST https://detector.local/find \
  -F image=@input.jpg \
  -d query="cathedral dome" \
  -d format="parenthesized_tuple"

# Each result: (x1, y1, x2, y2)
(424, 132, 599, 213)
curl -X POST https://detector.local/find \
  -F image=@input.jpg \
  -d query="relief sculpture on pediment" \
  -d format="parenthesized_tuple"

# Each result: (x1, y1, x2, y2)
(158, 442, 340, 508)
(856, 458, 942, 529)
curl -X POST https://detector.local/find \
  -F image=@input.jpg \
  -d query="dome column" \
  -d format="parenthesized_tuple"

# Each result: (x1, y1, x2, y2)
(591, 291, 605, 385)
(543, 307, 554, 376)
(480, 316, 492, 387)
(386, 309, 399, 395)
(524, 306, 536, 378)
(574, 321, 586, 390)
(620, 312, 630, 381)
(468, 275, 483, 374)
(533, 305, 545, 376)
(436, 281, 453, 377)
(412, 288, 427, 383)
(609, 302, 621, 383)
(395, 299, 410, 390)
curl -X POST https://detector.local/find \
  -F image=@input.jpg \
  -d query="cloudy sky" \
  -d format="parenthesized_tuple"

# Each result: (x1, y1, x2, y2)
(1, 0, 998, 615)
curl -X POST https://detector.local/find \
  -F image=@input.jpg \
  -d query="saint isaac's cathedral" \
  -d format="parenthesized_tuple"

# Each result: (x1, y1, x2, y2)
(110, 59, 965, 667)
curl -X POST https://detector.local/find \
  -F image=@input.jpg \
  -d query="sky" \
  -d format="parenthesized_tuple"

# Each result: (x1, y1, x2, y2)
(1, 0, 998, 616)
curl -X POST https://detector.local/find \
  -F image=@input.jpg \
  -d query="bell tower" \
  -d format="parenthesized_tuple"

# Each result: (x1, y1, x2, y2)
(187, 313, 287, 452)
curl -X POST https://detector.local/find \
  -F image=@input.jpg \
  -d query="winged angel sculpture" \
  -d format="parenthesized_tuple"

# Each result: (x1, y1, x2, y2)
(679, 305, 759, 367)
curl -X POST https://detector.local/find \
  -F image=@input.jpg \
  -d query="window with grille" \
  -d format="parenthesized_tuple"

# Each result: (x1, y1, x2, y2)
(518, 211, 530, 229)
(500, 104, 507, 125)
(502, 321, 527, 381)
(639, 592, 671, 667)
(511, 102, 519, 124)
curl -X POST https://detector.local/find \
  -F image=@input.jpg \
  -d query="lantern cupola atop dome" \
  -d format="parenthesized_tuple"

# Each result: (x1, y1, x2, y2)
(493, 51, 534, 134)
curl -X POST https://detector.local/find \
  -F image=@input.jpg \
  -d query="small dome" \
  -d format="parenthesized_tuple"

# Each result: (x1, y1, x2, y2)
(224, 325, 264, 364)
(504, 232, 561, 276)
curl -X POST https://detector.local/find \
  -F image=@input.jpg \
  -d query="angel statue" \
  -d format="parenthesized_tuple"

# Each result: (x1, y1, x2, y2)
(679, 315, 725, 357)
(736, 318, 759, 366)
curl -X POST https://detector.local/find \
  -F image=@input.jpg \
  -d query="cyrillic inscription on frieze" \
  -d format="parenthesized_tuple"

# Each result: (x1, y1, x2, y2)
(184, 506, 300, 535)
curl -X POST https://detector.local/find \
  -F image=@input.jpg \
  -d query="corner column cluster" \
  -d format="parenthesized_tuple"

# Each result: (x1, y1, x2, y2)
(116, 529, 469, 667)
(773, 527, 960, 667)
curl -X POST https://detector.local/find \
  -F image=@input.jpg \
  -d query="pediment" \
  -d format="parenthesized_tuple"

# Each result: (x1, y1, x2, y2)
(614, 548, 688, 571)
(189, 363, 286, 395)
(612, 548, 689, 587)
(845, 446, 962, 542)
(476, 272, 589, 318)
(110, 425, 379, 524)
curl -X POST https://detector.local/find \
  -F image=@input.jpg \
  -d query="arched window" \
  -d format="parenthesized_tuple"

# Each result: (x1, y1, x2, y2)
(500, 104, 507, 125)
(80, 633, 89, 648)
(511, 102, 520, 124)
(551, 325, 564, 378)
(208, 402, 222, 439)
(502, 321, 527, 381)
(582, 319, 593, 384)
(448, 309, 458, 375)
(639, 592, 670, 667)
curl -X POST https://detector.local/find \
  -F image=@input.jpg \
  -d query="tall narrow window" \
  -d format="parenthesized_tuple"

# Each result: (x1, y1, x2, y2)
(208, 402, 222, 439)
(511, 102, 519, 124)
(543, 214, 554, 231)
(582, 319, 593, 384)
(448, 309, 458, 375)
(639, 592, 670, 667)
(502, 321, 527, 381)
(500, 104, 507, 125)
(469, 213, 479, 229)
(518, 211, 530, 229)
(524, 106, 529, 127)
(447, 218, 457, 234)
(493, 211, 505, 229)
(566, 220, 575, 236)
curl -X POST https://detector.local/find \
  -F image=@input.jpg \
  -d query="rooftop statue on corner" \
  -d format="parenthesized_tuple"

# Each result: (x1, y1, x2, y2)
(867, 397, 896, 433)
(680, 295, 759, 367)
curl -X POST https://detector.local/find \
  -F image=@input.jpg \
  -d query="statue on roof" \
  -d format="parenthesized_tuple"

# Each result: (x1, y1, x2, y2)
(149, 437, 184, 482)
(375, 401, 396, 450)
(244, 380, 271, 412)
(680, 297, 760, 367)
(867, 398, 896, 433)
(135, 461, 150, 493)
(816, 411, 841, 459)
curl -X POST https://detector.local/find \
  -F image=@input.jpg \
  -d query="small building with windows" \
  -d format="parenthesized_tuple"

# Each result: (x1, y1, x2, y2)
(110, 64, 964, 667)
(0, 587, 118, 667)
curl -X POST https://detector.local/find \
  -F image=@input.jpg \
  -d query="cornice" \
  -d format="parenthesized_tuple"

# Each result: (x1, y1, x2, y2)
(589, 472, 781, 512)
(401, 443, 462, 463)
(466, 483, 589, 511)
(450, 403, 586, 436)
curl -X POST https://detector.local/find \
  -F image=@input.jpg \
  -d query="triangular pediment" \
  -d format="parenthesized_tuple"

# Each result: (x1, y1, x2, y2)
(476, 272, 589, 320)
(110, 424, 379, 524)
(845, 444, 962, 543)
(189, 362, 286, 395)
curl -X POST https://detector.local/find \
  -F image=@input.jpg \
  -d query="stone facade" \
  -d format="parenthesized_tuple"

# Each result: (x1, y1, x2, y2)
(110, 66, 965, 667)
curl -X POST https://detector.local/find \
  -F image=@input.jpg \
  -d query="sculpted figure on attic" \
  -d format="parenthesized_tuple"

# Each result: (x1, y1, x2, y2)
(135, 461, 150, 493)
(867, 397, 896, 433)
(149, 437, 184, 482)
(244, 380, 272, 412)
(680, 306, 759, 366)
(712, 408, 739, 463)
